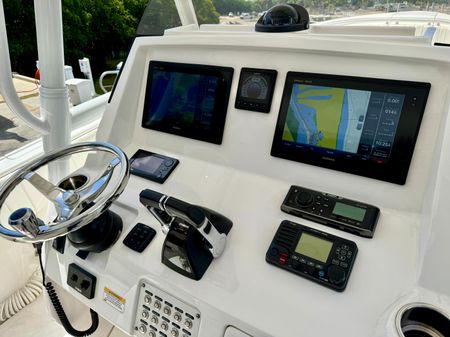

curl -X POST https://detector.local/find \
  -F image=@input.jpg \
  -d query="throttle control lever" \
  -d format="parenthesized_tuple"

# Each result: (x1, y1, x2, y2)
(139, 189, 231, 258)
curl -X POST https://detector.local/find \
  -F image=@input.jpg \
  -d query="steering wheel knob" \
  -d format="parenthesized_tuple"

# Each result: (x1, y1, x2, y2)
(8, 208, 44, 238)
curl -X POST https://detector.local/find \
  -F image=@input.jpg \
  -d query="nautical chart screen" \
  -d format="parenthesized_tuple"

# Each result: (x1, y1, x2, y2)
(271, 72, 430, 185)
(142, 61, 233, 144)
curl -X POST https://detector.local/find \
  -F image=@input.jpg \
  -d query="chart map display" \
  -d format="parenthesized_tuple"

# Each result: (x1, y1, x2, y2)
(282, 83, 404, 162)
(271, 72, 431, 184)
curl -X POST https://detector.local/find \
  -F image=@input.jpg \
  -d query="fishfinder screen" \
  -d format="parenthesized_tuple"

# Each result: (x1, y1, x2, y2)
(295, 233, 333, 263)
(271, 72, 430, 184)
(142, 61, 234, 144)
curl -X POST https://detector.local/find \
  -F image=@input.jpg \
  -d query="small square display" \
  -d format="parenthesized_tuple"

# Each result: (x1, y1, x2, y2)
(235, 68, 277, 113)
(130, 149, 179, 184)
(295, 232, 333, 263)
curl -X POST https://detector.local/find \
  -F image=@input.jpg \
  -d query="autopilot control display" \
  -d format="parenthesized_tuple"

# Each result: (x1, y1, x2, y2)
(235, 68, 277, 113)
(271, 72, 430, 184)
(142, 61, 234, 144)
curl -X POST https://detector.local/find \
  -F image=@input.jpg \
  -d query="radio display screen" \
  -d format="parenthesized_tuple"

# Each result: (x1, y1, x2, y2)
(295, 233, 333, 263)
(332, 202, 366, 222)
(142, 61, 234, 144)
(271, 72, 430, 185)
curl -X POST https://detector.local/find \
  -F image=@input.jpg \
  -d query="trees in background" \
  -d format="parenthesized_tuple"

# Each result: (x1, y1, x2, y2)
(4, 0, 219, 78)
(4, 0, 450, 78)
(4, 0, 37, 77)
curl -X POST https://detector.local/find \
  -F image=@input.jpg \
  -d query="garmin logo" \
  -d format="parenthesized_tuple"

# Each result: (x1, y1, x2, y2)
(322, 156, 336, 162)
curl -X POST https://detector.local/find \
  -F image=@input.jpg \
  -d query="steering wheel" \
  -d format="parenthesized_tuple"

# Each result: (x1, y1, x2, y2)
(0, 142, 129, 243)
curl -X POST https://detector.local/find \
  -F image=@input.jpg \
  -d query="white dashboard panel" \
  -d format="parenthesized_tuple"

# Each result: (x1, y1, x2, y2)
(45, 28, 450, 337)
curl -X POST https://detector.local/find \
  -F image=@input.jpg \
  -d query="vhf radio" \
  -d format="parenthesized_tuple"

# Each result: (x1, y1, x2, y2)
(266, 220, 358, 291)
(281, 186, 380, 238)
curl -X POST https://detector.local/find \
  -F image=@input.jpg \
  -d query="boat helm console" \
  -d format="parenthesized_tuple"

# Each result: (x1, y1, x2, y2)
(2, 2, 450, 337)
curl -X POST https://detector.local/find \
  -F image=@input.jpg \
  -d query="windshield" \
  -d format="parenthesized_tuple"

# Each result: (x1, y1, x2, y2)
(188, 0, 450, 44)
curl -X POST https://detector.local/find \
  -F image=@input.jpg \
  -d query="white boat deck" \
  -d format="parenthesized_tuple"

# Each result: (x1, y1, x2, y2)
(0, 76, 40, 157)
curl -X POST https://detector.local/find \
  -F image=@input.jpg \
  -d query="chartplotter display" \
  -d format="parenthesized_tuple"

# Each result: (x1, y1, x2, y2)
(142, 61, 234, 144)
(271, 72, 430, 185)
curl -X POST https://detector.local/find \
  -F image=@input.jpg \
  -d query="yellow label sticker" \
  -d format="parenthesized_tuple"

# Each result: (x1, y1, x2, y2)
(103, 287, 125, 313)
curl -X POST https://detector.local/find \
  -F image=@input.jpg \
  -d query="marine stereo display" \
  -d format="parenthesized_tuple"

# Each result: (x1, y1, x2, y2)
(271, 72, 430, 184)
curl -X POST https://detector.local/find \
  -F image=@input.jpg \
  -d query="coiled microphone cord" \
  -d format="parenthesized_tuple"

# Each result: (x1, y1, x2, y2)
(0, 268, 42, 323)
(37, 243, 99, 337)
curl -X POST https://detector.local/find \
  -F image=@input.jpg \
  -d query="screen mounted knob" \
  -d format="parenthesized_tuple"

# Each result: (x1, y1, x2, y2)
(328, 265, 346, 285)
(296, 191, 313, 207)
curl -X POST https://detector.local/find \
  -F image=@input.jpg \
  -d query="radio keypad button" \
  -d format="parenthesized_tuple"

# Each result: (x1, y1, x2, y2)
(278, 253, 289, 265)
(332, 259, 340, 265)
(340, 262, 348, 268)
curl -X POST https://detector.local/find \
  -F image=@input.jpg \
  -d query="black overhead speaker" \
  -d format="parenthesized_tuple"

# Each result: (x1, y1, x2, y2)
(255, 4, 310, 33)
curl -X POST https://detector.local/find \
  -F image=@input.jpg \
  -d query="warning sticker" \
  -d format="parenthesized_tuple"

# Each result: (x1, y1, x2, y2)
(103, 287, 126, 313)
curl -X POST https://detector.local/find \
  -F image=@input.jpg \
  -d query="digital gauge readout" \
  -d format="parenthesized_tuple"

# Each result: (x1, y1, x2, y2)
(235, 68, 277, 113)
(241, 74, 269, 100)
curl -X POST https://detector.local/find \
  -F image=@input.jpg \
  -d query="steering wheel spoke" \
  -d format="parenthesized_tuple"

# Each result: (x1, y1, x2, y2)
(23, 171, 66, 202)
(78, 157, 121, 204)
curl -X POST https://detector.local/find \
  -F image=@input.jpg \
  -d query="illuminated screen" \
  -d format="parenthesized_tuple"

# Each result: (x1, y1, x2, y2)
(332, 202, 366, 222)
(295, 233, 333, 263)
(148, 70, 219, 127)
(142, 61, 233, 144)
(271, 72, 430, 184)
(131, 156, 164, 174)
(282, 84, 405, 162)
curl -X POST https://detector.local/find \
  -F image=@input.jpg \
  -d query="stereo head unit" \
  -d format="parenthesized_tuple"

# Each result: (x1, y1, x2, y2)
(271, 72, 430, 184)
(142, 61, 234, 144)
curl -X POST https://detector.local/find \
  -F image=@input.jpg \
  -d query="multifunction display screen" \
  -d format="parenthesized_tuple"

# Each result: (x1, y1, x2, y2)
(295, 233, 333, 263)
(282, 84, 404, 162)
(142, 61, 233, 144)
(272, 72, 430, 184)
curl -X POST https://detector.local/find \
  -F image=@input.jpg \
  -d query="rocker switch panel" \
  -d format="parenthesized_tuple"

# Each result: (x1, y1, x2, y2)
(67, 263, 96, 299)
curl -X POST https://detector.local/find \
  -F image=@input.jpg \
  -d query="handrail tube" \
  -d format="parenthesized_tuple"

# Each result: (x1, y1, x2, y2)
(0, 0, 49, 134)
(99, 70, 119, 94)
(174, 0, 199, 27)
(34, 0, 71, 154)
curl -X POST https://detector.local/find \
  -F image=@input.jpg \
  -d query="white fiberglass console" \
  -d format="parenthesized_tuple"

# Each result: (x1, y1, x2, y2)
(43, 24, 450, 337)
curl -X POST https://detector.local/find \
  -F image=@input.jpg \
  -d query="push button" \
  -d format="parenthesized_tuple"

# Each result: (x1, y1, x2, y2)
(278, 252, 289, 265)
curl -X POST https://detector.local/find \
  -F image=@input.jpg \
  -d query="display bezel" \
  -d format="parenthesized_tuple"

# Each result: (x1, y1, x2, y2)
(271, 72, 430, 185)
(142, 61, 234, 144)
(235, 67, 277, 113)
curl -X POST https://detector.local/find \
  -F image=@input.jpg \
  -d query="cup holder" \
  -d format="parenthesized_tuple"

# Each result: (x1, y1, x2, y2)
(396, 303, 450, 337)
(58, 174, 88, 191)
